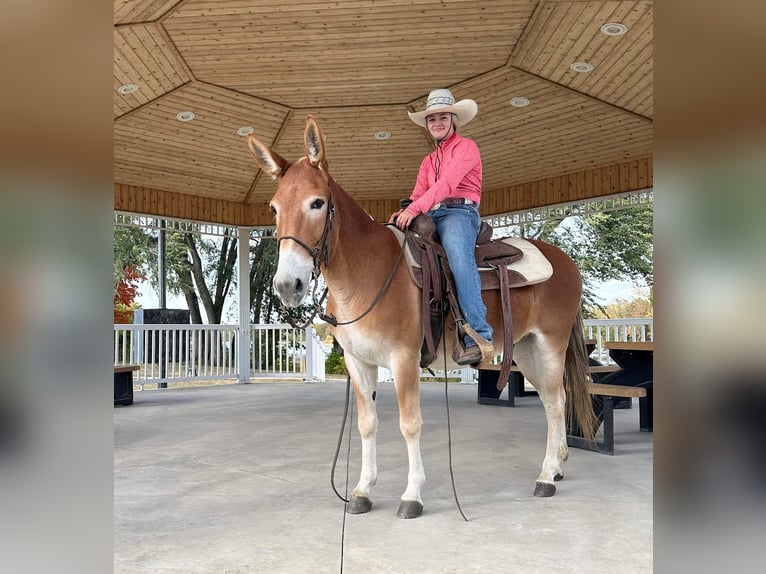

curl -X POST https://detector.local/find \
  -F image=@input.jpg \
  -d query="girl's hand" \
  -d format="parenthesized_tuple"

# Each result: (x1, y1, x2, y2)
(395, 210, 415, 230)
(388, 209, 402, 223)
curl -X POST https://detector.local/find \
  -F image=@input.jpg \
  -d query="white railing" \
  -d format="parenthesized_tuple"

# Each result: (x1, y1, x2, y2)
(583, 318, 653, 364)
(249, 324, 324, 380)
(114, 324, 325, 387)
(113, 318, 650, 387)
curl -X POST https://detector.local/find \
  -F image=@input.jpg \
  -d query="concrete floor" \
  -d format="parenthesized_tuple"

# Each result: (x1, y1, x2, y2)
(114, 380, 653, 574)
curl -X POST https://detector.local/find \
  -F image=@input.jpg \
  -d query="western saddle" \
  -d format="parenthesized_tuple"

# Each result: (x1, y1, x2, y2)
(401, 213, 523, 390)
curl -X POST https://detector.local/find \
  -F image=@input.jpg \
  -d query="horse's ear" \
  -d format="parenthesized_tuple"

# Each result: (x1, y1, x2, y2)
(304, 115, 326, 168)
(247, 134, 290, 180)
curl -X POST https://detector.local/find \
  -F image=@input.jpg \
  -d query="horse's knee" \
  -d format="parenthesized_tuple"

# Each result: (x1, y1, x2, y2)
(399, 416, 421, 440)
(356, 407, 378, 438)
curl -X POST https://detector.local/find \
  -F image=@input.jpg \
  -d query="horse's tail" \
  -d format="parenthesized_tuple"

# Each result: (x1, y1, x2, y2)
(564, 308, 598, 441)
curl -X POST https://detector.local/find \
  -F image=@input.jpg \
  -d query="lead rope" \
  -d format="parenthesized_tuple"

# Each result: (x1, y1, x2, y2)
(329, 343, 466, 574)
(330, 375, 354, 573)
(442, 327, 470, 522)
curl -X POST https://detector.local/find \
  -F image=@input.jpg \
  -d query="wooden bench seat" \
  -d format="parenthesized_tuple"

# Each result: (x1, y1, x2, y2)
(477, 363, 621, 407)
(114, 365, 139, 406)
(588, 365, 622, 374)
(566, 383, 648, 455)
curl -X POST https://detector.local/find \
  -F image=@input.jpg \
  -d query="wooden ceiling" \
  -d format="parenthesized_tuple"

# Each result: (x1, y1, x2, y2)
(114, 0, 653, 226)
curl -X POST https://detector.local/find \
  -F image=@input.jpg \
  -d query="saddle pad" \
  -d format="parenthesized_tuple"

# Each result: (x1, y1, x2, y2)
(478, 237, 553, 288)
(386, 227, 553, 289)
(387, 226, 423, 287)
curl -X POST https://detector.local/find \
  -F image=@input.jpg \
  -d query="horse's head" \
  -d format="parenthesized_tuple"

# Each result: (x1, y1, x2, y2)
(247, 115, 332, 307)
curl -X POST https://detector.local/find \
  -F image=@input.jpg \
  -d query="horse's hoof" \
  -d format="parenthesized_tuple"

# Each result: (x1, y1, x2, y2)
(554, 472, 564, 482)
(396, 500, 424, 519)
(534, 481, 556, 497)
(347, 496, 373, 514)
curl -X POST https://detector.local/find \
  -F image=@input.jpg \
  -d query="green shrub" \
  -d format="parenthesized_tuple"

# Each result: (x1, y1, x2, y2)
(325, 350, 348, 375)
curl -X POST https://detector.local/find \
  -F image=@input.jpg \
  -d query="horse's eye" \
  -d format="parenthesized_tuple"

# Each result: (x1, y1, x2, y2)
(270, 205, 277, 215)
(310, 199, 325, 210)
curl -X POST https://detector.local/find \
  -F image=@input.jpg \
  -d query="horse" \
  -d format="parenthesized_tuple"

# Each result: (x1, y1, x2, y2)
(246, 115, 596, 519)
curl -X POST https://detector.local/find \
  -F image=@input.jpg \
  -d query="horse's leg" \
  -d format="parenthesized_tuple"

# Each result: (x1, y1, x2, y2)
(344, 357, 379, 514)
(392, 357, 425, 518)
(514, 335, 569, 497)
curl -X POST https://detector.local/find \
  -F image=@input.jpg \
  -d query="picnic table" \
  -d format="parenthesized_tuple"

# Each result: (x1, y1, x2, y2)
(601, 342, 653, 432)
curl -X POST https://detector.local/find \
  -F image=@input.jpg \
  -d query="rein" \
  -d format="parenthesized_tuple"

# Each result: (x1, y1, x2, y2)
(319, 229, 407, 328)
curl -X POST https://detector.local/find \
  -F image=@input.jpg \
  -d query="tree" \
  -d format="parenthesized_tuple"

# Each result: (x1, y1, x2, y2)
(249, 233, 279, 323)
(114, 226, 152, 295)
(114, 226, 153, 323)
(113, 265, 143, 323)
(589, 292, 654, 319)
(113, 225, 237, 325)
(177, 229, 237, 325)
(510, 205, 653, 313)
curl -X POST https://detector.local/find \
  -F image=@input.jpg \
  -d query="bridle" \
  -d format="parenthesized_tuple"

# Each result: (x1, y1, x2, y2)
(275, 193, 335, 329)
(275, 187, 407, 329)
(277, 193, 336, 276)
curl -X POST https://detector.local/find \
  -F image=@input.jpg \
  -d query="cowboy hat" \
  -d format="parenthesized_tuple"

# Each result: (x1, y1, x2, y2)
(408, 88, 478, 127)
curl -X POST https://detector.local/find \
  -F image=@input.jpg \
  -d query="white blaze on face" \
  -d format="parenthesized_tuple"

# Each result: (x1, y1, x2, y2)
(273, 242, 314, 307)
(270, 170, 330, 307)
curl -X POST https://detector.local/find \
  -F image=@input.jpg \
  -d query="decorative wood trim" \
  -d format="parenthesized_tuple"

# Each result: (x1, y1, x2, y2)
(116, 156, 652, 227)
(480, 157, 652, 219)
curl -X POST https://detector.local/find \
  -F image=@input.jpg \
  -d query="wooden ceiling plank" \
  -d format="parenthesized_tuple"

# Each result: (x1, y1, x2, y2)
(538, 1, 607, 82)
(136, 25, 191, 87)
(590, 20, 652, 99)
(115, 0, 179, 25)
(114, 150, 252, 184)
(507, 0, 552, 63)
(114, 31, 165, 98)
(603, 58, 652, 115)
(525, 0, 586, 76)
(167, 5, 527, 27)
(566, 8, 652, 105)
(575, 12, 652, 97)
(168, 0, 533, 19)
(114, 25, 192, 121)
(187, 0, 534, 13)
(115, 28, 173, 96)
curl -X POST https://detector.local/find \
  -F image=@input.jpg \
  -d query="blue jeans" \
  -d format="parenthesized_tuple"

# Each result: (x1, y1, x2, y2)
(427, 204, 493, 346)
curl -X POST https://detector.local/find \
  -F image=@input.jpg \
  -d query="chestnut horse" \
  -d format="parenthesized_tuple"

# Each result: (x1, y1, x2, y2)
(247, 116, 596, 519)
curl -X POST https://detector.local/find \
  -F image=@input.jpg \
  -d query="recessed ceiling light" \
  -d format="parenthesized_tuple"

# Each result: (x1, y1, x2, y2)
(237, 126, 255, 136)
(176, 111, 195, 122)
(118, 83, 139, 95)
(601, 22, 628, 36)
(374, 131, 391, 140)
(570, 62, 594, 73)
(509, 96, 529, 107)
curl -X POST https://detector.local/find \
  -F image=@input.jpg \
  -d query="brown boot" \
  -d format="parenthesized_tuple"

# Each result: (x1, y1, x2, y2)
(454, 345, 482, 366)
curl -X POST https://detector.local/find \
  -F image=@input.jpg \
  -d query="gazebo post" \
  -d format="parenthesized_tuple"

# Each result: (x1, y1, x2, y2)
(237, 227, 251, 384)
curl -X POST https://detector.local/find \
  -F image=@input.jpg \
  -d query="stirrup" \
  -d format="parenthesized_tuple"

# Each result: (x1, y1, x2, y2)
(461, 323, 494, 364)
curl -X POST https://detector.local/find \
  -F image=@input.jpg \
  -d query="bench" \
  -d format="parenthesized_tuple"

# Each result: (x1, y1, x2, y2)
(114, 365, 139, 406)
(566, 383, 648, 455)
(477, 363, 621, 407)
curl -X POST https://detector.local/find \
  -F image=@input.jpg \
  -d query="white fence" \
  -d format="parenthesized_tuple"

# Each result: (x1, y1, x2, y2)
(377, 317, 653, 382)
(113, 323, 324, 387)
(114, 318, 650, 387)
(584, 318, 653, 364)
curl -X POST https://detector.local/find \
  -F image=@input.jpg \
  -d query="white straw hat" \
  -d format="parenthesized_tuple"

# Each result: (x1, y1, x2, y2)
(408, 88, 478, 127)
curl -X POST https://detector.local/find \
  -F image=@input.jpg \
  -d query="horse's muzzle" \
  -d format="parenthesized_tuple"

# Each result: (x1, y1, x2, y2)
(273, 274, 308, 307)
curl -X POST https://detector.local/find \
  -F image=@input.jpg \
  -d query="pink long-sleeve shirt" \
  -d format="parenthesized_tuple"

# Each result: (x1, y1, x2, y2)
(405, 133, 482, 216)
